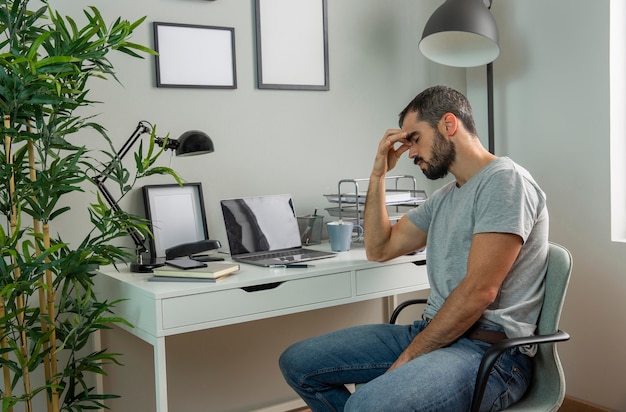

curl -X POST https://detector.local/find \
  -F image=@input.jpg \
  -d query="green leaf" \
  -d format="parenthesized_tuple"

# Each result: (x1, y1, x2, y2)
(0, 3, 170, 410)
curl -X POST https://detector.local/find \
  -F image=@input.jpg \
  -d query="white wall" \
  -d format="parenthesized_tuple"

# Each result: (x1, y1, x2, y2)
(47, 0, 626, 410)
(51, 0, 447, 243)
(492, 1, 624, 410)
(47, 0, 445, 410)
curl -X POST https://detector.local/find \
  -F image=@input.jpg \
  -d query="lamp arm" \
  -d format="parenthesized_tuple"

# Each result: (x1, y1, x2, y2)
(93, 120, 155, 254)
(98, 121, 152, 186)
(95, 177, 147, 254)
(115, 120, 152, 163)
(154, 136, 179, 151)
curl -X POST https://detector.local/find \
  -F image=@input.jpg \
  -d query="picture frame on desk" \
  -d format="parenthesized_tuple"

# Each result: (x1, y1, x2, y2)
(142, 183, 210, 260)
(153, 22, 237, 89)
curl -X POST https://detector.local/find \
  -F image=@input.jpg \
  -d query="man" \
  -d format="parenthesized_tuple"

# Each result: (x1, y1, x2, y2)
(279, 85, 549, 411)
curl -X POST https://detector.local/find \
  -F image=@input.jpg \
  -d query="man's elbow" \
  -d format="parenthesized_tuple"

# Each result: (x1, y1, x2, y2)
(365, 248, 392, 262)
(476, 287, 500, 308)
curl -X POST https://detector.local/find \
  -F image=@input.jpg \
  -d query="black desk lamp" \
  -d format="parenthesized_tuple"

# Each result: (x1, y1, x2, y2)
(419, 0, 499, 154)
(95, 121, 215, 272)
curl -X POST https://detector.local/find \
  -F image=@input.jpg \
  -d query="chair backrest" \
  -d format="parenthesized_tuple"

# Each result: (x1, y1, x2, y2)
(507, 242, 573, 411)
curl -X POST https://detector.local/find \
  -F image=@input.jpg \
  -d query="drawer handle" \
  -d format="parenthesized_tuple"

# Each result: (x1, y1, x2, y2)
(241, 282, 284, 292)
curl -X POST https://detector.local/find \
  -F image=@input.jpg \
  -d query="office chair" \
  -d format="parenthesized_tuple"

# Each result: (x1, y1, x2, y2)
(387, 242, 573, 412)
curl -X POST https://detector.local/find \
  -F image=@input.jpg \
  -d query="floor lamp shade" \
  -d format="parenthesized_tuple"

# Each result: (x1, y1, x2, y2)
(419, 0, 500, 67)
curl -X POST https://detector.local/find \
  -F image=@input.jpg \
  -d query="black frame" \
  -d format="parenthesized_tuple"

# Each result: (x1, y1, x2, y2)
(142, 183, 210, 259)
(153, 22, 237, 89)
(254, 0, 329, 90)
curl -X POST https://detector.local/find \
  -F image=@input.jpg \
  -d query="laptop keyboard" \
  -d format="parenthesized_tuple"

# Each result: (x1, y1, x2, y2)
(245, 250, 303, 261)
(244, 249, 330, 261)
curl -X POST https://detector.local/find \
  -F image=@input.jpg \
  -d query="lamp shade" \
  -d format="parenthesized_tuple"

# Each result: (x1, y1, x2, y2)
(175, 130, 215, 156)
(419, 0, 499, 67)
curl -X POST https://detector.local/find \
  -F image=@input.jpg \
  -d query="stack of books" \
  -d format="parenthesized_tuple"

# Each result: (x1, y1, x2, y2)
(149, 261, 240, 282)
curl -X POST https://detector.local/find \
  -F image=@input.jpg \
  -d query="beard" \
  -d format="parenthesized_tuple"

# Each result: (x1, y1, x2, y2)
(413, 129, 456, 180)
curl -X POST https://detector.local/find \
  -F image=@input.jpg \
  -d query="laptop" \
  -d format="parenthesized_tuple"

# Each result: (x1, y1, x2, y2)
(220, 194, 336, 266)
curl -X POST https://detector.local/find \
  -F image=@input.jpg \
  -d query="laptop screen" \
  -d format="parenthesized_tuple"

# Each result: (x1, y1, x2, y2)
(220, 194, 302, 256)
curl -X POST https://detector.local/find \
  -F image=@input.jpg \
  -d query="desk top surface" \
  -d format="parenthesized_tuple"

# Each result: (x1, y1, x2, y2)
(98, 243, 426, 299)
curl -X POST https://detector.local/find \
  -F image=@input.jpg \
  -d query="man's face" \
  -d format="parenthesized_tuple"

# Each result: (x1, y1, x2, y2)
(402, 113, 456, 180)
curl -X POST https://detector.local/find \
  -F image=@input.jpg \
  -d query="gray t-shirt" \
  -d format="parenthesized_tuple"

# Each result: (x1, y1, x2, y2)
(406, 157, 549, 341)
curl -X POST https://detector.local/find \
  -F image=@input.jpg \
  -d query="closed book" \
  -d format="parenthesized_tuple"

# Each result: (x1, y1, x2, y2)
(152, 262, 240, 279)
(148, 276, 225, 283)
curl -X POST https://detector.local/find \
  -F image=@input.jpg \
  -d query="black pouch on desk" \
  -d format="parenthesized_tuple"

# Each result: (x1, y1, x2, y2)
(164, 259, 207, 270)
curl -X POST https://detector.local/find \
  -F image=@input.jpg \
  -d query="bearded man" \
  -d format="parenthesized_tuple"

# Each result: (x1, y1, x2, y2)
(279, 85, 549, 412)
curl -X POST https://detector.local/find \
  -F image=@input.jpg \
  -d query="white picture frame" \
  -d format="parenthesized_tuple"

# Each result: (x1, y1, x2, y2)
(255, 0, 329, 90)
(142, 183, 209, 259)
(153, 22, 237, 89)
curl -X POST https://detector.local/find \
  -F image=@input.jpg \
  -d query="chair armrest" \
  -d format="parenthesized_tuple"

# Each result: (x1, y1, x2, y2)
(389, 299, 427, 324)
(470, 330, 570, 412)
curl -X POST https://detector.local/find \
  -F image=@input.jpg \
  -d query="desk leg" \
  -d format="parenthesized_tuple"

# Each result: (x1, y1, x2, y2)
(385, 295, 399, 322)
(154, 336, 168, 412)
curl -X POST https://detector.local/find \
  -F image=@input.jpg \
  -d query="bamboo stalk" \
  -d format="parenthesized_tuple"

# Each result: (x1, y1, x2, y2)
(0, 115, 13, 411)
(0, 296, 12, 411)
(29, 136, 53, 412)
(43, 222, 59, 412)
(4, 115, 32, 412)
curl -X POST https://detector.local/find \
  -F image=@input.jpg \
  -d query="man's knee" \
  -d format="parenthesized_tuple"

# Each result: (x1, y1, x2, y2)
(345, 383, 402, 412)
(344, 387, 369, 412)
(278, 342, 300, 380)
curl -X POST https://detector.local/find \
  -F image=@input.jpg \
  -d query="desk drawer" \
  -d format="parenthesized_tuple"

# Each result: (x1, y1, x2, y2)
(161, 272, 352, 330)
(356, 262, 427, 296)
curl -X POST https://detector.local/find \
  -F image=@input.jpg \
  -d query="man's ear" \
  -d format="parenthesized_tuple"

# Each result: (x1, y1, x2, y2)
(439, 113, 458, 136)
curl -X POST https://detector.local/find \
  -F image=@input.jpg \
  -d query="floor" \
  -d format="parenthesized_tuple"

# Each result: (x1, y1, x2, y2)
(290, 396, 614, 412)
(560, 397, 613, 412)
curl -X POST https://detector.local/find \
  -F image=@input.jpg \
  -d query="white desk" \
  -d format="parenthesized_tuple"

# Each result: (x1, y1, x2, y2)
(94, 245, 428, 412)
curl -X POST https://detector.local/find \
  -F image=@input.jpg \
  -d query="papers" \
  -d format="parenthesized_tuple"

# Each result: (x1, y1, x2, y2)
(324, 191, 424, 205)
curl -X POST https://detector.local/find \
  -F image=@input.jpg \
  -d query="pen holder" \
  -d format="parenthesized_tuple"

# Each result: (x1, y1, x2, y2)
(297, 215, 324, 245)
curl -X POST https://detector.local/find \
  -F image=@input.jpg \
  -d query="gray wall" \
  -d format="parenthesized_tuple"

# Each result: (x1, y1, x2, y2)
(53, 0, 449, 240)
(48, 0, 625, 410)
(50, 0, 444, 410)
(490, 1, 624, 410)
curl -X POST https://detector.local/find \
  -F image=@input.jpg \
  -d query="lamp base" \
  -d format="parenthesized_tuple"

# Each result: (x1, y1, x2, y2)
(130, 258, 166, 273)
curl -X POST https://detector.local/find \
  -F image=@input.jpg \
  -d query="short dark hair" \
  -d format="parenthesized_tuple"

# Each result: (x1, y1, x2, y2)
(398, 85, 477, 135)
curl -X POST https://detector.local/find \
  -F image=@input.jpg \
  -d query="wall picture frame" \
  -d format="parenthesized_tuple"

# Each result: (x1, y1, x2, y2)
(153, 22, 237, 89)
(254, 0, 329, 91)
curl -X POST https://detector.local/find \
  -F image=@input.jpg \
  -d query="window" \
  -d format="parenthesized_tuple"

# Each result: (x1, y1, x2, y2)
(610, 0, 626, 242)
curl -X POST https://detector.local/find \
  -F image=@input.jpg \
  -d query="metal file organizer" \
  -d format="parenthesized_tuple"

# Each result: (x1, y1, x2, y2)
(324, 175, 427, 233)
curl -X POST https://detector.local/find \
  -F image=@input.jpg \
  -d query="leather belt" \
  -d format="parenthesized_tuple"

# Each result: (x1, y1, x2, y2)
(464, 325, 507, 344)
(423, 317, 507, 344)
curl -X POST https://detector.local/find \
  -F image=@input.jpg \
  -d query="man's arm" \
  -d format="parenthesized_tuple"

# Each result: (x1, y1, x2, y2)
(387, 232, 523, 372)
(364, 129, 427, 261)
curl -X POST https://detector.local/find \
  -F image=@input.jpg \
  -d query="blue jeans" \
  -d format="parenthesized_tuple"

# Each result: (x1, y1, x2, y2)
(279, 321, 531, 412)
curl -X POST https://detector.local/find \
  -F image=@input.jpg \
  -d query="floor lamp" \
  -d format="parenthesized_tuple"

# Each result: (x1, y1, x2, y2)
(419, 0, 499, 154)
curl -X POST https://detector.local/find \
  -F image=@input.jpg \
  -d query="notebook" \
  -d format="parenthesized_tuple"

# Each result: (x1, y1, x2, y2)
(220, 194, 336, 267)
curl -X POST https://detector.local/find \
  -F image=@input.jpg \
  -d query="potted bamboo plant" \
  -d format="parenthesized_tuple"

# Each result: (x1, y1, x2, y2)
(0, 1, 180, 410)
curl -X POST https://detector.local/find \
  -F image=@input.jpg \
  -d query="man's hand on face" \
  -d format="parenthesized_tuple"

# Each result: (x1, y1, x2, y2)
(372, 128, 411, 178)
